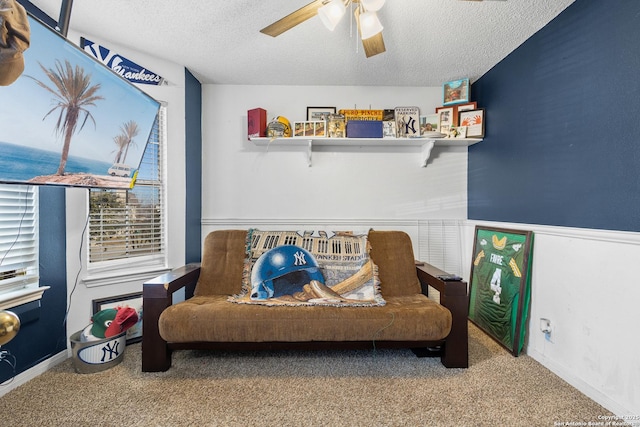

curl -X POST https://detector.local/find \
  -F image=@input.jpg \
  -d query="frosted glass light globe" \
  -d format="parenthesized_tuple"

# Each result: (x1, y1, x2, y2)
(318, 0, 347, 31)
(359, 11, 383, 39)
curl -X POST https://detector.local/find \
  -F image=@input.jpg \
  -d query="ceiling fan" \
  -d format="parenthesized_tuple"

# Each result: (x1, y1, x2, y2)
(260, 0, 506, 58)
(260, 0, 387, 58)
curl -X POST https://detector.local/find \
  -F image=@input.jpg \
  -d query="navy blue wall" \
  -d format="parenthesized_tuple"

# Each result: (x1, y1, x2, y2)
(0, 0, 68, 384)
(184, 69, 202, 263)
(0, 186, 68, 383)
(469, 0, 640, 232)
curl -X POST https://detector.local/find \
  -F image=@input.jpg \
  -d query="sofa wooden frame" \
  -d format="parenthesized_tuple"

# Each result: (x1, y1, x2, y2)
(142, 262, 469, 372)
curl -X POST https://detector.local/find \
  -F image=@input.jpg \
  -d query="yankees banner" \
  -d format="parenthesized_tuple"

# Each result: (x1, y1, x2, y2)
(80, 37, 165, 85)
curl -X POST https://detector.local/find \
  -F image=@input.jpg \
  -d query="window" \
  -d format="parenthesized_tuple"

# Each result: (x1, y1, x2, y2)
(0, 184, 39, 298)
(88, 106, 166, 267)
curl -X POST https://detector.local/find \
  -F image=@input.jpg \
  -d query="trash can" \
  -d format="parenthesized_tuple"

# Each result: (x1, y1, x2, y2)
(69, 328, 127, 374)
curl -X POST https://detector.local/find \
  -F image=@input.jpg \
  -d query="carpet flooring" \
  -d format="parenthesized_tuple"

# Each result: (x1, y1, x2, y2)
(1, 323, 612, 426)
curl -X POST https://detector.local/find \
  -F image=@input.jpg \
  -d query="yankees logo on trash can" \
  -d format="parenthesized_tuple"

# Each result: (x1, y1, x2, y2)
(77, 335, 124, 364)
(70, 329, 127, 373)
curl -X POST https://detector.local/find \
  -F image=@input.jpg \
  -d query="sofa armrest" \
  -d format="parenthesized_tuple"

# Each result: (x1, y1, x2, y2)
(144, 263, 201, 294)
(142, 263, 201, 372)
(416, 263, 469, 368)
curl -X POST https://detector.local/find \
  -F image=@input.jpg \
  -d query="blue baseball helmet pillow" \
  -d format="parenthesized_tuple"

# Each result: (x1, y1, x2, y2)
(250, 245, 325, 300)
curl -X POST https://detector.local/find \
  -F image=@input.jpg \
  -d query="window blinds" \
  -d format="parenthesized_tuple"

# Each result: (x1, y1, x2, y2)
(89, 109, 165, 263)
(0, 185, 38, 292)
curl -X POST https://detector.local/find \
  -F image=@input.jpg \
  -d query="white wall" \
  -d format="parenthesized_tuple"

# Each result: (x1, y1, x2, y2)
(202, 84, 640, 416)
(64, 31, 187, 339)
(201, 84, 468, 228)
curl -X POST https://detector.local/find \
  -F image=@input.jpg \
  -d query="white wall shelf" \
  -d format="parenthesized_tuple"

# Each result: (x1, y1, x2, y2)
(250, 137, 482, 167)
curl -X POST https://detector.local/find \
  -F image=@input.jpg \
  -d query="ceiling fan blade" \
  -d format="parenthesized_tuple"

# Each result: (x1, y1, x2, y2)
(362, 33, 386, 58)
(354, 7, 386, 57)
(260, 0, 326, 37)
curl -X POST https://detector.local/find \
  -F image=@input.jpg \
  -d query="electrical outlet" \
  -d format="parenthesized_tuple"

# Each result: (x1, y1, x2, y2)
(540, 318, 553, 342)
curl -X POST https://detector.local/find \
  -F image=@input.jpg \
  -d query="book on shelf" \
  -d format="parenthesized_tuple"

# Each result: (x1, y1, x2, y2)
(247, 108, 266, 140)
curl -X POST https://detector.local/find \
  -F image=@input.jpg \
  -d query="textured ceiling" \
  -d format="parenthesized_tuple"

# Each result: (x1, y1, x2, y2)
(30, 0, 576, 86)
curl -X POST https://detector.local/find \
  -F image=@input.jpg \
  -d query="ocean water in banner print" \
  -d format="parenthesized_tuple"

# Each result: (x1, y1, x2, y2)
(0, 141, 112, 182)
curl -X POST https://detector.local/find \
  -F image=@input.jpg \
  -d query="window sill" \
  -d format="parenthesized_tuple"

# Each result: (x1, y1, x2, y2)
(84, 257, 169, 288)
(0, 286, 50, 311)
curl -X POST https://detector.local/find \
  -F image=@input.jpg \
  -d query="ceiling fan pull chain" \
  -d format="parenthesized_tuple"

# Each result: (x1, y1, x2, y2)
(349, 0, 354, 38)
(350, 0, 359, 53)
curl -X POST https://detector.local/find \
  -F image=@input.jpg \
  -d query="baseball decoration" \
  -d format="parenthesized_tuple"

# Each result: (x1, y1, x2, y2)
(0, 310, 20, 346)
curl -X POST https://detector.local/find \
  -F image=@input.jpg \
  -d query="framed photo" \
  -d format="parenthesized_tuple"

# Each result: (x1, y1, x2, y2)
(314, 120, 326, 137)
(459, 108, 485, 138)
(327, 114, 346, 138)
(420, 114, 440, 134)
(382, 121, 396, 138)
(92, 292, 143, 345)
(293, 121, 326, 137)
(306, 106, 336, 121)
(468, 226, 534, 356)
(455, 101, 477, 113)
(436, 106, 454, 135)
(447, 126, 467, 139)
(443, 78, 470, 106)
(437, 102, 476, 127)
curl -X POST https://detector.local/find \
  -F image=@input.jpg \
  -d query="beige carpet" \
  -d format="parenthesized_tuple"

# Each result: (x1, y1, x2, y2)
(1, 323, 612, 426)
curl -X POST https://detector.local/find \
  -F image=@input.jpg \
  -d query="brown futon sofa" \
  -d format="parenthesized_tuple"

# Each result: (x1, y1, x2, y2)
(142, 230, 468, 372)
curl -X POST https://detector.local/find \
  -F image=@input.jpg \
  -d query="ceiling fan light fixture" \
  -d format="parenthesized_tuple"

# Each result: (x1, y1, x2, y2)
(359, 10, 383, 40)
(318, 0, 347, 31)
(361, 0, 385, 12)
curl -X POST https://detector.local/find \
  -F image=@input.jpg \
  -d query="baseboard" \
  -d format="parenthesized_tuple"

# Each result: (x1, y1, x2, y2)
(0, 350, 68, 398)
(527, 347, 633, 417)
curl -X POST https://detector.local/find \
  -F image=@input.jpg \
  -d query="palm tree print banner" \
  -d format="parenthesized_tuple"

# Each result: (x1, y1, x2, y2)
(0, 13, 160, 189)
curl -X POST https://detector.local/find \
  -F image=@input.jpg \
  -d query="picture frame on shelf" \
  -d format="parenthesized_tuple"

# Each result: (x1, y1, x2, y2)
(420, 114, 440, 134)
(382, 120, 396, 138)
(455, 101, 477, 113)
(92, 292, 143, 345)
(436, 102, 477, 127)
(436, 106, 454, 135)
(468, 226, 534, 357)
(294, 121, 326, 137)
(443, 78, 470, 106)
(327, 113, 346, 138)
(306, 106, 336, 121)
(315, 120, 326, 137)
(459, 108, 485, 138)
(447, 126, 467, 139)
